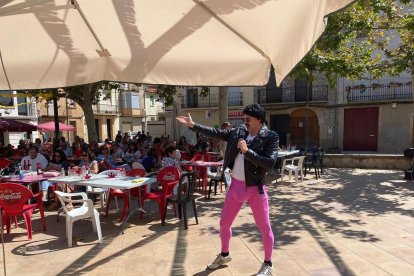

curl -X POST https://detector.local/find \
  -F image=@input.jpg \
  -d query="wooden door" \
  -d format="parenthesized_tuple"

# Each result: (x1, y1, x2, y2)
(270, 114, 289, 147)
(343, 107, 378, 151)
(290, 108, 319, 148)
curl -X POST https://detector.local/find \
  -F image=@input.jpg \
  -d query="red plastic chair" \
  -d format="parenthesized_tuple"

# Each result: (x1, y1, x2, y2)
(180, 151, 191, 161)
(0, 183, 47, 240)
(104, 168, 145, 221)
(141, 167, 180, 225)
(190, 153, 208, 195)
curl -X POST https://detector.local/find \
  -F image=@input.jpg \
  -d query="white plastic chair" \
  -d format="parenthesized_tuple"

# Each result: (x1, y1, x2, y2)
(131, 162, 145, 170)
(281, 156, 305, 182)
(97, 170, 120, 208)
(55, 191, 102, 247)
(85, 170, 119, 210)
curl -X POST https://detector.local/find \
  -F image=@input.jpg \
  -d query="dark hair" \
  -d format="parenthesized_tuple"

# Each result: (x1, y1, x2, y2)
(243, 104, 266, 123)
(165, 146, 176, 156)
(147, 147, 156, 157)
(221, 122, 231, 129)
(178, 136, 187, 145)
(28, 146, 39, 152)
(83, 150, 96, 162)
(53, 149, 67, 163)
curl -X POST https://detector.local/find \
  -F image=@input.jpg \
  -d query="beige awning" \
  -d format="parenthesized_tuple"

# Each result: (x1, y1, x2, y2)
(0, 0, 355, 89)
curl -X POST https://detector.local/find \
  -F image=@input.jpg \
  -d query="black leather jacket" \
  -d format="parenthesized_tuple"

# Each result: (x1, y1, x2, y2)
(191, 124, 278, 192)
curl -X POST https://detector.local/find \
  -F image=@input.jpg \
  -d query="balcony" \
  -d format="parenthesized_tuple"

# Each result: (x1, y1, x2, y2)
(93, 103, 119, 115)
(346, 83, 412, 103)
(181, 91, 243, 108)
(256, 85, 328, 104)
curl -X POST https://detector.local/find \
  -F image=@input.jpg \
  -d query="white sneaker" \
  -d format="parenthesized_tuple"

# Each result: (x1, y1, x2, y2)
(256, 262, 273, 276)
(207, 254, 232, 270)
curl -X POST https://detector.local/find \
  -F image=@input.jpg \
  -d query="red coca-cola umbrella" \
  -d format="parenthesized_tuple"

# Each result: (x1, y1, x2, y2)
(0, 117, 37, 132)
(37, 121, 75, 132)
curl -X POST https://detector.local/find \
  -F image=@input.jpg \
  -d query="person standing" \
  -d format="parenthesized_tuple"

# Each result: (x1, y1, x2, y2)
(176, 104, 278, 275)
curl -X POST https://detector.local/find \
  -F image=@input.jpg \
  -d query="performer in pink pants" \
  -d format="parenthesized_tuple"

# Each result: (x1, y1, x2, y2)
(177, 104, 278, 276)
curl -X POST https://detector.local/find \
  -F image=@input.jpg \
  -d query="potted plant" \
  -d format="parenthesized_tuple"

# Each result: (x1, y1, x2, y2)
(389, 81, 402, 88)
(372, 83, 382, 89)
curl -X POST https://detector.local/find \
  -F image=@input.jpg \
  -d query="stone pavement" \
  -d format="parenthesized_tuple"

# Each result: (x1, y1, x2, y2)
(0, 168, 413, 275)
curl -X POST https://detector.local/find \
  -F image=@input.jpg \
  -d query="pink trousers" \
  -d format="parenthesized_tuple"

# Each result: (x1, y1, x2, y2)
(220, 178, 274, 261)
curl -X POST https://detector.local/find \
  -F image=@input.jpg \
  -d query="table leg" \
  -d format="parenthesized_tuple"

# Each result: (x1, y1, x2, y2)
(120, 187, 146, 234)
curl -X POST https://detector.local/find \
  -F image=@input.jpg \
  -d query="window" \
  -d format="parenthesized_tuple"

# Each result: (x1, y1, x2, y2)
(0, 91, 14, 107)
(17, 96, 28, 115)
(68, 99, 76, 108)
(150, 96, 155, 107)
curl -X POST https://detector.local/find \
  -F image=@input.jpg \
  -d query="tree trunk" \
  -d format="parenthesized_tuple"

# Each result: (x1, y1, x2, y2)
(219, 87, 228, 125)
(82, 102, 98, 143)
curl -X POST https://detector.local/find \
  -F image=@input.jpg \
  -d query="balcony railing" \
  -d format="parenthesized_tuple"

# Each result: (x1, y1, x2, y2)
(93, 103, 119, 114)
(181, 91, 243, 108)
(256, 85, 328, 104)
(346, 83, 412, 103)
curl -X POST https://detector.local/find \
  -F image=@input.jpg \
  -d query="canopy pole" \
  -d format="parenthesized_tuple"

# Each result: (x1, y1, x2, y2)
(0, 49, 12, 91)
(71, 0, 111, 57)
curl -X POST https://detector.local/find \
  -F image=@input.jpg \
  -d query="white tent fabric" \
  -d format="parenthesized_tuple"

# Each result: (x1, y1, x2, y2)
(0, 0, 355, 90)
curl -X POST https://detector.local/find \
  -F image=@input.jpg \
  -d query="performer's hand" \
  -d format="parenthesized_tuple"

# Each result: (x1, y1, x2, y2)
(176, 113, 195, 128)
(237, 138, 248, 154)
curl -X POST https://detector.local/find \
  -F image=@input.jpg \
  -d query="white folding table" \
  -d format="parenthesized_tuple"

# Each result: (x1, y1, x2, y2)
(50, 175, 156, 233)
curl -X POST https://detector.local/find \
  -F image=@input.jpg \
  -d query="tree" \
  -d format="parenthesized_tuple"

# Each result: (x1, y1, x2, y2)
(23, 81, 120, 143)
(63, 82, 120, 143)
(292, 0, 414, 85)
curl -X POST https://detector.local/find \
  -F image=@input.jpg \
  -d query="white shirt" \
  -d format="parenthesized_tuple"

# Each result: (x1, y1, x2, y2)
(231, 134, 255, 181)
(21, 153, 49, 171)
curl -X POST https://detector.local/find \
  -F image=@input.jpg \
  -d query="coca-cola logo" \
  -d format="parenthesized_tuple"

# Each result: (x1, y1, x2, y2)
(0, 190, 22, 201)
(163, 174, 176, 181)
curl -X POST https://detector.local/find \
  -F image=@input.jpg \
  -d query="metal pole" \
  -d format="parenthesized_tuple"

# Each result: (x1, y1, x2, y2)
(305, 83, 309, 151)
(53, 96, 60, 139)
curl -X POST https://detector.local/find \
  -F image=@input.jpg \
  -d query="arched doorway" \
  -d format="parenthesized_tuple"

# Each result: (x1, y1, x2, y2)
(290, 108, 319, 149)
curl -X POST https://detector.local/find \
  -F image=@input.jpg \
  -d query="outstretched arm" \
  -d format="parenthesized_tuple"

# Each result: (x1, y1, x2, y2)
(176, 113, 232, 141)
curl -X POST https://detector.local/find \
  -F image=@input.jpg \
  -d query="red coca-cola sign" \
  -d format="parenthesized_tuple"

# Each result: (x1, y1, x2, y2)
(0, 189, 22, 205)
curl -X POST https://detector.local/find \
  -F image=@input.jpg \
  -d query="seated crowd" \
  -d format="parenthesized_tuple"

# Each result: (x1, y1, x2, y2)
(1, 131, 222, 207)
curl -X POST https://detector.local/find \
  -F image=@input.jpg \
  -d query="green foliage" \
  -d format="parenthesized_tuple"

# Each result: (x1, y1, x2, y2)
(292, 0, 414, 86)
(156, 85, 210, 106)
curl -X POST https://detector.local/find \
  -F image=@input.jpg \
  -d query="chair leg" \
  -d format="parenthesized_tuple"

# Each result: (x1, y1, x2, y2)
(100, 192, 105, 209)
(208, 180, 213, 199)
(94, 210, 103, 243)
(164, 201, 169, 221)
(177, 203, 182, 219)
(160, 199, 166, 226)
(214, 181, 218, 195)
(182, 201, 188, 229)
(66, 219, 73, 247)
(38, 203, 47, 231)
(22, 211, 33, 240)
(120, 197, 129, 222)
(104, 193, 112, 218)
(192, 199, 198, 225)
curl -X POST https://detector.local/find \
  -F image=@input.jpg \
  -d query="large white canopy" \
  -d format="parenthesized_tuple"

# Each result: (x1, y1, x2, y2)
(0, 0, 355, 90)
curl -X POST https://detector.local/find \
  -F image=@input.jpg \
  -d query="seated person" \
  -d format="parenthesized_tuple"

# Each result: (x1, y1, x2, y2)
(161, 146, 182, 172)
(79, 150, 99, 174)
(97, 147, 130, 171)
(20, 146, 48, 171)
(41, 150, 69, 202)
(123, 144, 137, 163)
(141, 147, 157, 172)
